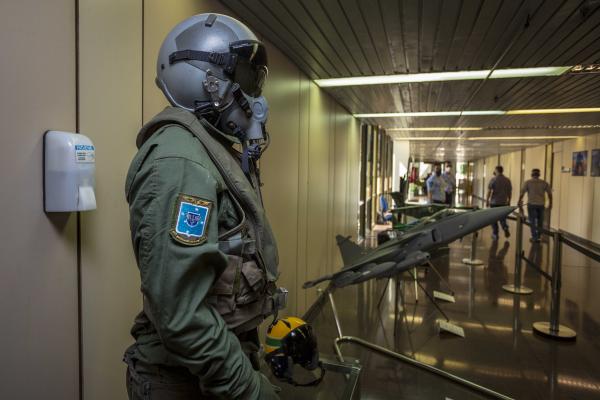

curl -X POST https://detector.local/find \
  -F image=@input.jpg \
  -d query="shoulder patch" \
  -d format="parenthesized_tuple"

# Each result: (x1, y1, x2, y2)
(170, 193, 213, 246)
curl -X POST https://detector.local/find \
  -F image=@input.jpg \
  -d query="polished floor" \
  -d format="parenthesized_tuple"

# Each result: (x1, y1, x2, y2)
(276, 219, 600, 399)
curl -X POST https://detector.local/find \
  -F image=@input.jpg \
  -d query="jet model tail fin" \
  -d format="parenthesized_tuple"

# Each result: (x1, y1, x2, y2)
(336, 235, 364, 266)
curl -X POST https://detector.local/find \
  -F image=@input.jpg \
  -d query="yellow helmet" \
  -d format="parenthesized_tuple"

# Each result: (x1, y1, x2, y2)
(264, 317, 323, 386)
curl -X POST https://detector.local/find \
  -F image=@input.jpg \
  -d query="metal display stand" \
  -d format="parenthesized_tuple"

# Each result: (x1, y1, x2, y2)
(502, 213, 533, 295)
(319, 356, 362, 399)
(327, 291, 514, 400)
(374, 261, 458, 337)
(532, 231, 576, 339)
(462, 231, 484, 265)
(500, 212, 581, 340)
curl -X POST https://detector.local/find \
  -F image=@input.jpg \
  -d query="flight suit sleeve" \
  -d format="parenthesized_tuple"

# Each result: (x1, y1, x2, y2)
(137, 155, 268, 399)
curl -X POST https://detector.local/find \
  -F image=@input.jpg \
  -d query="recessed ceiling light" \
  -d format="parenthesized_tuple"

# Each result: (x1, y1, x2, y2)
(315, 66, 571, 87)
(569, 64, 600, 74)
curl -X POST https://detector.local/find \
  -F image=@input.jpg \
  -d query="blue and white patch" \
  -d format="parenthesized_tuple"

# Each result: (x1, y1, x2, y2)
(170, 194, 213, 246)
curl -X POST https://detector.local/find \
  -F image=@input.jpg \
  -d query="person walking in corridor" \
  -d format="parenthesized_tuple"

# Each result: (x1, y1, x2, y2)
(486, 165, 512, 240)
(443, 164, 456, 206)
(427, 164, 447, 205)
(519, 168, 553, 242)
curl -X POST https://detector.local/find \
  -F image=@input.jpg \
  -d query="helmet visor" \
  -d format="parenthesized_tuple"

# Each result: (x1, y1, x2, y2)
(230, 40, 268, 97)
(283, 324, 319, 370)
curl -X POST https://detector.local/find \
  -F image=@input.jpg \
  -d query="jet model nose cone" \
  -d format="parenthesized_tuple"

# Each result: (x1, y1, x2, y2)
(479, 205, 516, 225)
(486, 205, 517, 218)
(452, 206, 517, 235)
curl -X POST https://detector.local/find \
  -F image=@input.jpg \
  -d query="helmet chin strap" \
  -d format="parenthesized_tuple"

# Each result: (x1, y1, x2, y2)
(281, 361, 325, 387)
(289, 363, 326, 387)
(193, 102, 221, 124)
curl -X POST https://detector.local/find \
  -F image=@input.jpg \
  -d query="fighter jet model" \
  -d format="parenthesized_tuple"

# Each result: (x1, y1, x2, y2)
(303, 206, 515, 289)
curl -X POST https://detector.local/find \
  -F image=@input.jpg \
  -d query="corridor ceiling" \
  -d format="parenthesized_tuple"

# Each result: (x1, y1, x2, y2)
(220, 0, 600, 161)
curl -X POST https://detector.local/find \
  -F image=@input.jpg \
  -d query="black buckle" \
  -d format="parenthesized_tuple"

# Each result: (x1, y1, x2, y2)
(224, 54, 238, 74)
(208, 52, 224, 65)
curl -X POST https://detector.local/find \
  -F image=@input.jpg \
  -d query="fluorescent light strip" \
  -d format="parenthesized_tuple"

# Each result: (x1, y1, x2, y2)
(396, 136, 580, 141)
(315, 66, 571, 87)
(356, 111, 462, 117)
(355, 107, 600, 118)
(389, 124, 600, 132)
(355, 110, 505, 117)
(462, 110, 507, 116)
(489, 66, 571, 79)
(472, 136, 580, 140)
(388, 127, 483, 131)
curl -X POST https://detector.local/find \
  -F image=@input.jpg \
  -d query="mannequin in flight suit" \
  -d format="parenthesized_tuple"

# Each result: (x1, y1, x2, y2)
(123, 13, 284, 399)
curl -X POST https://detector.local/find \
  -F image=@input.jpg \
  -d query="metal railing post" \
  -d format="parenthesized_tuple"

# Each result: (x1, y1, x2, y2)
(503, 213, 533, 295)
(533, 231, 577, 340)
(462, 231, 484, 266)
(550, 231, 562, 332)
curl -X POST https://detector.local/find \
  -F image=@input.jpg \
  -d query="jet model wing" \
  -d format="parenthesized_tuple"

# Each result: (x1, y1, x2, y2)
(303, 250, 430, 289)
(303, 206, 515, 290)
(304, 230, 428, 289)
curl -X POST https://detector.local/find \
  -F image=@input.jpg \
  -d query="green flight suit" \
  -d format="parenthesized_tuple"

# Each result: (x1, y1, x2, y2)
(124, 108, 279, 399)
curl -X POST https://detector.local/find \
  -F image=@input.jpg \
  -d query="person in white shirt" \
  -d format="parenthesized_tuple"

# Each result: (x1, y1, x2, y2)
(426, 164, 447, 204)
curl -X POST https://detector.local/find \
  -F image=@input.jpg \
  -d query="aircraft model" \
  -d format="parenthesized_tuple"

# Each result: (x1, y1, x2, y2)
(303, 206, 515, 289)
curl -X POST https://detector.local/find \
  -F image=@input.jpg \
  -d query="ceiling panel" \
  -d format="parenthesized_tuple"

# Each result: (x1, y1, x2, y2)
(219, 0, 600, 161)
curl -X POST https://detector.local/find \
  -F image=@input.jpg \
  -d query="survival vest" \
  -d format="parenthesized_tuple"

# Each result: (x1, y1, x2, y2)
(136, 107, 284, 334)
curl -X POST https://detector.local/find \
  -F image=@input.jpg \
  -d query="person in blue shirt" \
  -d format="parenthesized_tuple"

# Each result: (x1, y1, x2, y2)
(426, 164, 447, 204)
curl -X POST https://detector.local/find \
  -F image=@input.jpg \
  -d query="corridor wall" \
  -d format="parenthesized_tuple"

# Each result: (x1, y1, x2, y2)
(499, 150, 522, 206)
(472, 135, 600, 243)
(472, 158, 486, 200)
(553, 134, 600, 243)
(524, 145, 547, 180)
(0, 1, 79, 399)
(78, 2, 143, 400)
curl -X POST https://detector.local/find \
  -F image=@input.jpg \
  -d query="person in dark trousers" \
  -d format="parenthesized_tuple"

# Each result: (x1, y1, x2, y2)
(443, 164, 456, 206)
(486, 165, 512, 240)
(519, 168, 553, 242)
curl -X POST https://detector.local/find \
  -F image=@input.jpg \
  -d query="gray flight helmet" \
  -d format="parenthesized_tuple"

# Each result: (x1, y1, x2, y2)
(156, 13, 268, 112)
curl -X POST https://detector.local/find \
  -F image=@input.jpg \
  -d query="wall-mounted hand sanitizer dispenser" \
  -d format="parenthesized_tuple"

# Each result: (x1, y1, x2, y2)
(44, 131, 97, 212)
